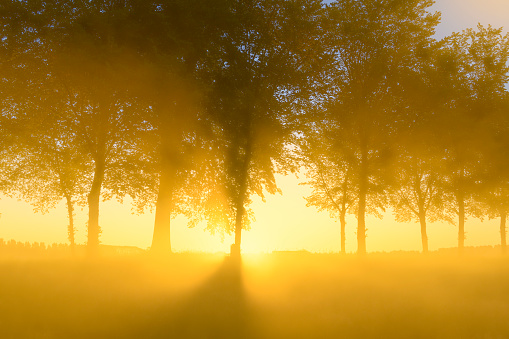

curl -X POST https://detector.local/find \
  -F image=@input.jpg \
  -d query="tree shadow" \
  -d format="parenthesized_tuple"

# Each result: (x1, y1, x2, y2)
(135, 256, 255, 339)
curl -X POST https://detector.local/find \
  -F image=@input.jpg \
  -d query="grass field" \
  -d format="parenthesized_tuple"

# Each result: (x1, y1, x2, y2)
(1, 251, 509, 338)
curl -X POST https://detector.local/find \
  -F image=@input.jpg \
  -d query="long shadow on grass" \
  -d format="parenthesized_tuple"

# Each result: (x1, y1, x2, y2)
(136, 256, 254, 339)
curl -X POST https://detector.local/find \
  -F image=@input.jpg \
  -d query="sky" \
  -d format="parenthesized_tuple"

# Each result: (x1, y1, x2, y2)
(431, 0, 509, 39)
(1, 0, 509, 253)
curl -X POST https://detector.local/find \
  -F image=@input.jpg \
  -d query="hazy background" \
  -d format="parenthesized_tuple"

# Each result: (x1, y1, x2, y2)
(1, 0, 508, 253)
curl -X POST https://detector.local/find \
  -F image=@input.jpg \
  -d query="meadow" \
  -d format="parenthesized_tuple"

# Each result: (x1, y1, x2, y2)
(1, 250, 509, 338)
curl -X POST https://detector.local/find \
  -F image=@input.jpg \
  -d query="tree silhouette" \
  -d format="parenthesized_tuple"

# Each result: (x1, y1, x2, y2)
(482, 93, 509, 254)
(0, 0, 58, 222)
(3, 0, 509, 257)
(389, 40, 455, 254)
(137, 0, 234, 254)
(436, 26, 509, 251)
(12, 113, 91, 251)
(468, 27, 509, 254)
(77, 0, 239, 254)
(314, 0, 439, 254)
(299, 115, 354, 254)
(205, 0, 323, 257)
(391, 150, 449, 253)
(479, 182, 509, 253)
(15, 0, 154, 253)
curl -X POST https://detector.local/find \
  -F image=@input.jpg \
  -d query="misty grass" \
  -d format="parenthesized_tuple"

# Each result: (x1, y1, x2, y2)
(1, 253, 508, 338)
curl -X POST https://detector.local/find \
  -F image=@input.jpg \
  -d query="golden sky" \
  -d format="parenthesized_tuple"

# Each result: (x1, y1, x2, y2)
(1, 0, 508, 253)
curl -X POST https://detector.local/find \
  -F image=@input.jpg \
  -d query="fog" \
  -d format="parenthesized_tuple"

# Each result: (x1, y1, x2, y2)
(1, 0, 509, 337)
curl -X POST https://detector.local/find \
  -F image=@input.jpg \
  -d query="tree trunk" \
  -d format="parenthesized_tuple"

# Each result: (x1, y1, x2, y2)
(230, 145, 251, 259)
(87, 157, 105, 255)
(151, 164, 173, 254)
(151, 103, 180, 254)
(231, 197, 244, 259)
(418, 214, 428, 254)
(340, 211, 346, 254)
(231, 161, 249, 259)
(151, 100, 184, 254)
(357, 190, 366, 255)
(501, 212, 507, 254)
(357, 147, 368, 255)
(64, 194, 75, 254)
(457, 193, 465, 252)
(340, 177, 348, 254)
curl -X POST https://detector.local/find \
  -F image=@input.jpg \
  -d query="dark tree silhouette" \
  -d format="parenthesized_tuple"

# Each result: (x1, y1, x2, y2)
(482, 93, 509, 253)
(466, 27, 509, 253)
(3, 0, 155, 253)
(479, 182, 509, 253)
(132, 0, 233, 254)
(12, 114, 91, 252)
(311, 0, 439, 254)
(206, 0, 323, 257)
(3, 0, 509, 258)
(0, 0, 38, 196)
(436, 26, 509, 251)
(389, 41, 455, 254)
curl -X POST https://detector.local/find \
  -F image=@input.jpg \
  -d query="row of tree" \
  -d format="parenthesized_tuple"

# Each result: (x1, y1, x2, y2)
(1, 0, 508, 255)
(300, 8, 509, 254)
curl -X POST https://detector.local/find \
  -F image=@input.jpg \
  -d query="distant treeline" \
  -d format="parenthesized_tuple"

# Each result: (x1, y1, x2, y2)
(0, 239, 146, 256)
(0, 0, 508, 255)
(0, 239, 70, 255)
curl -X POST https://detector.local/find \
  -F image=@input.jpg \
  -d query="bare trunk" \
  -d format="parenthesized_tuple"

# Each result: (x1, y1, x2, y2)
(458, 193, 465, 252)
(64, 194, 75, 254)
(230, 146, 251, 259)
(357, 191, 366, 255)
(357, 146, 368, 255)
(501, 212, 507, 254)
(231, 197, 244, 259)
(228, 105, 253, 259)
(87, 157, 105, 255)
(231, 161, 249, 259)
(151, 104, 179, 254)
(419, 214, 428, 254)
(340, 212, 346, 254)
(151, 165, 173, 253)
(340, 177, 348, 254)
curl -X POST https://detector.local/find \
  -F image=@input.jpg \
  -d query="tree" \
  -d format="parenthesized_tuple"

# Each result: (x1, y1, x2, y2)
(389, 39, 456, 254)
(313, 0, 439, 254)
(391, 149, 450, 253)
(436, 26, 509, 251)
(299, 113, 354, 254)
(96, 0, 237, 254)
(35, 0, 163, 254)
(468, 27, 509, 253)
(302, 150, 353, 254)
(0, 0, 55, 222)
(3, 0, 234, 255)
(204, 0, 323, 257)
(12, 102, 92, 251)
(478, 181, 509, 253)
